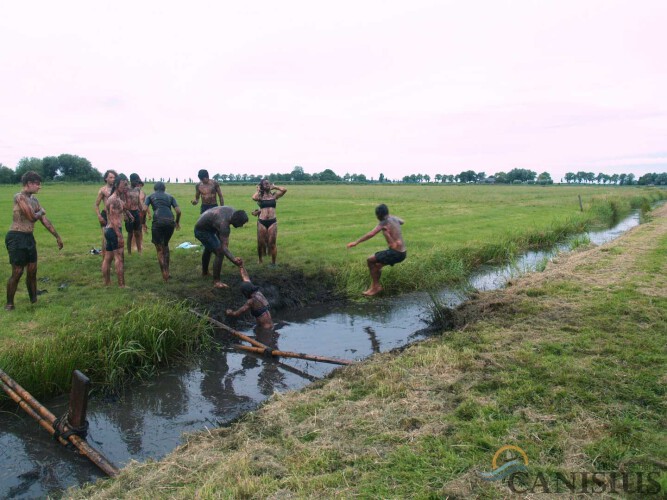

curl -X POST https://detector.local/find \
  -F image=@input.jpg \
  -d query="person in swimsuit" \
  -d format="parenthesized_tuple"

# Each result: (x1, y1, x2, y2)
(125, 173, 145, 254)
(346, 203, 407, 296)
(251, 179, 286, 265)
(93, 169, 117, 253)
(191, 169, 224, 276)
(193, 206, 248, 288)
(5, 171, 63, 310)
(145, 181, 181, 282)
(101, 174, 130, 287)
(225, 267, 273, 329)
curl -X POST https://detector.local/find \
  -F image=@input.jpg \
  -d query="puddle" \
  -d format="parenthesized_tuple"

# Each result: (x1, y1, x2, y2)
(0, 210, 645, 498)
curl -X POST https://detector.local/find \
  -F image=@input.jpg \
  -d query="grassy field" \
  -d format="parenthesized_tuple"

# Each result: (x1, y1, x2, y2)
(70, 200, 667, 498)
(0, 183, 664, 399)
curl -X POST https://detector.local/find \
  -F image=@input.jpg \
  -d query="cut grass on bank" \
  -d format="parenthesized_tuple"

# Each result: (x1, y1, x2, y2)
(70, 203, 667, 498)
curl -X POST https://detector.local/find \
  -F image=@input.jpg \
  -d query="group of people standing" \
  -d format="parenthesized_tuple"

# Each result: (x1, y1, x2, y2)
(5, 169, 407, 320)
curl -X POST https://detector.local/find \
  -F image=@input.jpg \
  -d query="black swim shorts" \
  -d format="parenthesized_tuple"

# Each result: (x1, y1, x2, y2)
(374, 248, 407, 266)
(104, 227, 121, 251)
(5, 231, 37, 266)
(152, 220, 175, 246)
(125, 209, 142, 232)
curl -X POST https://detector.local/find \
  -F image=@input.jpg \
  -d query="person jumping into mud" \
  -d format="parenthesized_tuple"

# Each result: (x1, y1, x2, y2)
(225, 266, 273, 329)
(125, 173, 145, 254)
(101, 174, 131, 288)
(5, 171, 63, 310)
(93, 169, 117, 253)
(346, 203, 406, 296)
(251, 178, 286, 265)
(193, 206, 248, 288)
(145, 181, 181, 282)
(191, 169, 224, 276)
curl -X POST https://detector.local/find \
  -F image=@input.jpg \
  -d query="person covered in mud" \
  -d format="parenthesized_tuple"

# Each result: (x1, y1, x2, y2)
(5, 171, 63, 310)
(125, 173, 145, 254)
(93, 169, 117, 253)
(193, 206, 248, 288)
(225, 266, 273, 329)
(145, 181, 181, 282)
(346, 203, 406, 296)
(191, 169, 224, 276)
(251, 179, 287, 265)
(102, 174, 131, 288)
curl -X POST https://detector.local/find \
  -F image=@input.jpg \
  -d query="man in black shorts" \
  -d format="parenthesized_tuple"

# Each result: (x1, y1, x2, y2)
(347, 203, 406, 296)
(145, 181, 181, 282)
(5, 171, 63, 310)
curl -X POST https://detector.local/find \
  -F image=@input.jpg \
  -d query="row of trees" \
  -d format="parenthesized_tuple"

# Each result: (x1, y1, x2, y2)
(0, 155, 103, 184)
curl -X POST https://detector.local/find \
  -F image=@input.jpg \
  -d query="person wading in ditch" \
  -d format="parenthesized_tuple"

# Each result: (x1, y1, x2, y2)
(225, 266, 274, 329)
(125, 173, 145, 255)
(193, 206, 248, 289)
(93, 169, 117, 254)
(102, 174, 131, 288)
(191, 169, 224, 277)
(145, 181, 181, 282)
(346, 203, 407, 296)
(5, 171, 63, 310)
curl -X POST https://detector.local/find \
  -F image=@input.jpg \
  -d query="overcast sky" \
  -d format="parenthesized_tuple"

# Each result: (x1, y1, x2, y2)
(1, 0, 665, 182)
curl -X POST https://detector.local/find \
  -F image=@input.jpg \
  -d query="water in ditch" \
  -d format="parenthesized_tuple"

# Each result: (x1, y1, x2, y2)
(0, 212, 643, 498)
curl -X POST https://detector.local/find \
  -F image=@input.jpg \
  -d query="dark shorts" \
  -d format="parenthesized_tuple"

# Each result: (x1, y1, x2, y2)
(374, 249, 407, 266)
(5, 231, 37, 266)
(99, 210, 108, 227)
(105, 227, 121, 251)
(125, 210, 142, 232)
(200, 204, 218, 214)
(152, 221, 175, 246)
(194, 228, 221, 252)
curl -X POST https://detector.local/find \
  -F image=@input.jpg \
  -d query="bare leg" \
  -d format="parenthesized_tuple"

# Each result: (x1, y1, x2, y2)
(102, 252, 114, 285)
(202, 249, 212, 276)
(26, 262, 38, 303)
(257, 224, 267, 263)
(164, 245, 170, 279)
(6, 264, 24, 310)
(135, 230, 143, 254)
(156, 245, 167, 281)
(114, 249, 125, 287)
(268, 224, 278, 265)
(126, 231, 134, 254)
(363, 256, 384, 296)
(212, 250, 228, 288)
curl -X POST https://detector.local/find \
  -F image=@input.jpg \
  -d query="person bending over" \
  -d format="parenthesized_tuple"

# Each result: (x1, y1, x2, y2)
(225, 266, 273, 329)
(191, 169, 224, 276)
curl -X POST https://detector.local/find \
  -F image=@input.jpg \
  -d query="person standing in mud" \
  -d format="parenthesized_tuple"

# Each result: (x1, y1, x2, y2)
(193, 206, 248, 288)
(102, 174, 131, 288)
(145, 181, 181, 282)
(125, 173, 145, 254)
(94, 169, 117, 253)
(251, 179, 287, 265)
(347, 203, 406, 296)
(191, 169, 224, 276)
(225, 266, 273, 329)
(5, 171, 63, 310)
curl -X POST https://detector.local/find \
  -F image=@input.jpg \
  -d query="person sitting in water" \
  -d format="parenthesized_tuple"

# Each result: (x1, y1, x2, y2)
(225, 267, 273, 329)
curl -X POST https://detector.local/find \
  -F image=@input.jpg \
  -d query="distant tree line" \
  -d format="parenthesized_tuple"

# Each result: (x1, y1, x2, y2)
(0, 155, 102, 184)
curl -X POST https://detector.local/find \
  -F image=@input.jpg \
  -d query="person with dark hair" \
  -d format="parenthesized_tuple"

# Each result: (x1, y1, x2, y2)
(125, 173, 145, 254)
(225, 267, 273, 329)
(5, 171, 63, 310)
(251, 178, 287, 265)
(94, 169, 118, 253)
(145, 181, 181, 282)
(101, 174, 130, 287)
(191, 169, 224, 276)
(193, 206, 248, 289)
(346, 203, 406, 296)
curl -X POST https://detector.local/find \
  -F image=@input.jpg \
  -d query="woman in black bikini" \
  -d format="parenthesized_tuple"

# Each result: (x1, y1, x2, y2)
(251, 179, 287, 265)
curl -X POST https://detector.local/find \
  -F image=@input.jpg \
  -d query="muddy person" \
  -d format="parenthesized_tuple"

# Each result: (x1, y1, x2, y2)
(225, 266, 273, 329)
(251, 178, 287, 265)
(125, 173, 145, 254)
(93, 169, 118, 253)
(101, 174, 131, 287)
(5, 171, 63, 310)
(145, 181, 181, 282)
(191, 169, 224, 276)
(346, 203, 407, 296)
(193, 206, 248, 288)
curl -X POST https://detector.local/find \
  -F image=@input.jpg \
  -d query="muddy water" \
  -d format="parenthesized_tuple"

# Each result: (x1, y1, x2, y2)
(0, 212, 642, 498)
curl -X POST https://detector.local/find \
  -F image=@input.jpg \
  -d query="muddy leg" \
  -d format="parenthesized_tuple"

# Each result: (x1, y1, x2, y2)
(26, 262, 38, 303)
(6, 264, 24, 310)
(363, 256, 384, 296)
(202, 249, 212, 276)
(102, 252, 114, 285)
(115, 249, 125, 287)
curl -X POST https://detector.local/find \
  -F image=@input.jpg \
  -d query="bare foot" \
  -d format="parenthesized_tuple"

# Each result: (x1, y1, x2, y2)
(202, 272, 210, 277)
(362, 286, 383, 296)
(213, 281, 229, 289)
(5, 304, 15, 311)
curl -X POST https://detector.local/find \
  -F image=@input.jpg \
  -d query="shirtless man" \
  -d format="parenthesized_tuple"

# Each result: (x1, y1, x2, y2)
(225, 267, 273, 329)
(125, 173, 145, 254)
(346, 203, 407, 296)
(191, 169, 224, 276)
(193, 206, 248, 289)
(102, 174, 130, 287)
(5, 171, 63, 310)
(94, 169, 118, 252)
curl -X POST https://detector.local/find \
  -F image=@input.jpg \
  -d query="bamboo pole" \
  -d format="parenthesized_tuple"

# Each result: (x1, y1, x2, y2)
(191, 309, 354, 366)
(228, 344, 318, 381)
(0, 369, 119, 477)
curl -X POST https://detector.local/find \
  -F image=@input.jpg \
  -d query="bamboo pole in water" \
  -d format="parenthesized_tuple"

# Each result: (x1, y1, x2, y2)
(0, 369, 119, 477)
(191, 309, 354, 366)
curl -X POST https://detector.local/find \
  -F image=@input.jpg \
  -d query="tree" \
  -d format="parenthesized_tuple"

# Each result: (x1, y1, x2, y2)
(56, 154, 102, 181)
(291, 166, 306, 181)
(564, 172, 575, 184)
(318, 169, 341, 182)
(0, 164, 15, 184)
(379, 173, 385, 183)
(536, 172, 553, 185)
(15, 157, 44, 179)
(506, 168, 536, 183)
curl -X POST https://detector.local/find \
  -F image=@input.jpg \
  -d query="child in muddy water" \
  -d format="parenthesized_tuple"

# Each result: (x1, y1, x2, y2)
(225, 267, 274, 330)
